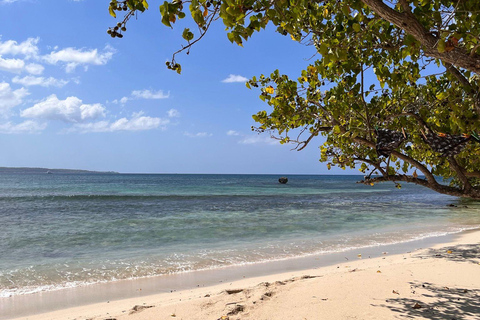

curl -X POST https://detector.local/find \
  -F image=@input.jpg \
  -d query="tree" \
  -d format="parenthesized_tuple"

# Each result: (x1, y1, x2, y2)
(108, 0, 480, 199)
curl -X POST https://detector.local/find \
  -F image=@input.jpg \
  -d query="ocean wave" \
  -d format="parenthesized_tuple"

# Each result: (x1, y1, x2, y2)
(0, 190, 395, 201)
(2, 225, 478, 298)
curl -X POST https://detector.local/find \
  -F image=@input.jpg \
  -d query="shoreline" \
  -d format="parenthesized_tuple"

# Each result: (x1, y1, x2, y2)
(3, 224, 473, 299)
(4, 228, 480, 320)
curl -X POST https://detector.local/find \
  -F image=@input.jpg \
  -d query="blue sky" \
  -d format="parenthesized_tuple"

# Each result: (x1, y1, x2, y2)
(0, 0, 352, 174)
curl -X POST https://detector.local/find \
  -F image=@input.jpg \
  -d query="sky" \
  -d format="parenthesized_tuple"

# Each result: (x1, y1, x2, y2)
(0, 0, 353, 174)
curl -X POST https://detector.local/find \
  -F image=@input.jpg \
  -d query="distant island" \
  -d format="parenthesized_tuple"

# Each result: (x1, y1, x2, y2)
(0, 167, 119, 174)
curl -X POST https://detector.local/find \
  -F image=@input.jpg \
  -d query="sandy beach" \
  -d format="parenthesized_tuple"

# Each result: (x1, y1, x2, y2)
(8, 229, 480, 320)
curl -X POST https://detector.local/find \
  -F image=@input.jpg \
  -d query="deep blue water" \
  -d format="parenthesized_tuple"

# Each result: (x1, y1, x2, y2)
(1, 173, 479, 297)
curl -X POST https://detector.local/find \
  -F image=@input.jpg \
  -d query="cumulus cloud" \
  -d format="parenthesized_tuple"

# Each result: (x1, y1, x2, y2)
(167, 109, 180, 118)
(184, 131, 212, 138)
(70, 112, 169, 133)
(0, 37, 39, 59)
(0, 56, 44, 74)
(0, 120, 46, 134)
(12, 76, 69, 88)
(222, 74, 248, 83)
(0, 56, 24, 73)
(131, 89, 170, 100)
(43, 45, 115, 73)
(0, 82, 29, 115)
(226, 130, 240, 136)
(0, 37, 115, 73)
(21, 94, 105, 123)
(25, 63, 44, 75)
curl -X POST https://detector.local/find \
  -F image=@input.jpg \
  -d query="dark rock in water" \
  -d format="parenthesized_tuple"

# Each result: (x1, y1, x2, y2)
(278, 177, 288, 184)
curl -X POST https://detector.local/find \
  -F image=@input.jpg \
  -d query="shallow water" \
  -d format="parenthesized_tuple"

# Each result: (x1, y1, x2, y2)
(1, 173, 479, 297)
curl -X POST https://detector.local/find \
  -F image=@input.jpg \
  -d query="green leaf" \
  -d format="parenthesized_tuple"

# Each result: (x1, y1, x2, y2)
(436, 91, 447, 100)
(437, 39, 446, 53)
(182, 28, 194, 41)
(109, 6, 116, 18)
(318, 43, 328, 55)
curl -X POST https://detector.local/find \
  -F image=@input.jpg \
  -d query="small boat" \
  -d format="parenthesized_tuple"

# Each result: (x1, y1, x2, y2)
(46, 171, 52, 174)
(278, 177, 288, 184)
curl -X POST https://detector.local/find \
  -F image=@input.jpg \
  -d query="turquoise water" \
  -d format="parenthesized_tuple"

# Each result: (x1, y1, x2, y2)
(1, 173, 479, 297)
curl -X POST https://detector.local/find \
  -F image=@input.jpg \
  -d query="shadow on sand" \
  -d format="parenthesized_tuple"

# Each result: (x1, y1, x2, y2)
(376, 282, 479, 319)
(422, 243, 480, 265)
(374, 243, 480, 319)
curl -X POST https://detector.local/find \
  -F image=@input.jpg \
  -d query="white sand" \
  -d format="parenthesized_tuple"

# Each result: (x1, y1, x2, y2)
(11, 230, 480, 320)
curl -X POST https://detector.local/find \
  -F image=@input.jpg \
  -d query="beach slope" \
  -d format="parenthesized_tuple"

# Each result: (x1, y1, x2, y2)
(12, 231, 480, 320)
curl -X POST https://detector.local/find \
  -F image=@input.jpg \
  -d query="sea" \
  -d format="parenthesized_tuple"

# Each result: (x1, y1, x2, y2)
(1, 173, 480, 298)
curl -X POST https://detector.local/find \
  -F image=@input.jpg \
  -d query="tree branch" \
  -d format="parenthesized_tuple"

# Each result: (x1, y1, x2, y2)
(353, 157, 386, 175)
(361, 0, 480, 74)
(358, 174, 480, 198)
(386, 112, 429, 129)
(465, 171, 480, 179)
(295, 126, 332, 151)
(448, 155, 473, 192)
(358, 174, 430, 188)
(444, 63, 480, 114)
(398, 0, 411, 13)
(350, 135, 438, 185)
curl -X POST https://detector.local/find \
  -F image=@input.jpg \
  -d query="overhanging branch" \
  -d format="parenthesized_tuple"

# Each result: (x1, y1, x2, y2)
(360, 0, 480, 74)
(358, 174, 480, 198)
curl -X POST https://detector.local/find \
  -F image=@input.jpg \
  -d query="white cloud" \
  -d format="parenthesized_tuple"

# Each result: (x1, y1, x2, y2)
(110, 115, 167, 131)
(0, 0, 20, 4)
(71, 113, 169, 133)
(184, 131, 212, 138)
(167, 108, 180, 118)
(226, 131, 277, 145)
(131, 89, 170, 100)
(0, 82, 29, 115)
(113, 89, 170, 105)
(227, 130, 240, 136)
(0, 120, 46, 134)
(12, 76, 68, 88)
(222, 74, 248, 83)
(0, 56, 43, 74)
(111, 96, 129, 105)
(43, 45, 115, 72)
(21, 94, 105, 123)
(0, 56, 24, 73)
(0, 37, 39, 59)
(25, 63, 44, 75)
(239, 135, 278, 145)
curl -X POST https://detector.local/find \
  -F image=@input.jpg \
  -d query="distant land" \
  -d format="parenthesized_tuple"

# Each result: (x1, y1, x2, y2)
(0, 167, 119, 174)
